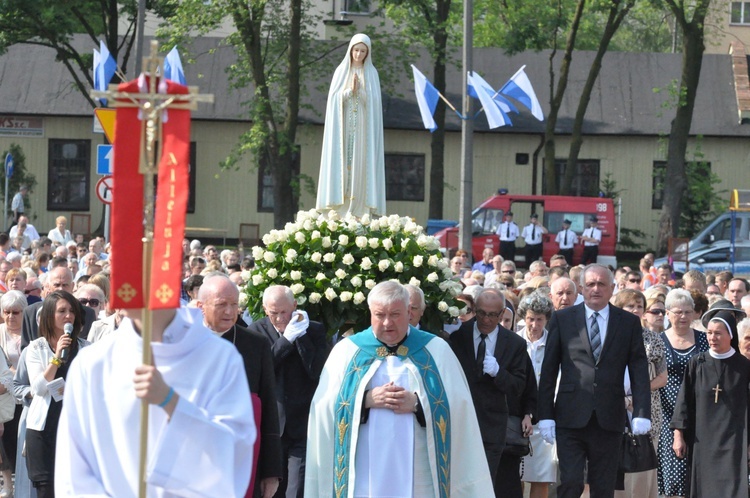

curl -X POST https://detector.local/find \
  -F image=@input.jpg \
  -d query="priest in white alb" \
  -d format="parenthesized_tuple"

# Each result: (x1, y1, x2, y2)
(54, 307, 256, 497)
(305, 281, 493, 497)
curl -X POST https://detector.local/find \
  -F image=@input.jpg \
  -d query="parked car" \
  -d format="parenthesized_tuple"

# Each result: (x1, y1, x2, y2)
(656, 240, 750, 277)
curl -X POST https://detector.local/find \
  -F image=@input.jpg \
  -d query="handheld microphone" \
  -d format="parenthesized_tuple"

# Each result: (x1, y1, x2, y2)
(60, 323, 73, 361)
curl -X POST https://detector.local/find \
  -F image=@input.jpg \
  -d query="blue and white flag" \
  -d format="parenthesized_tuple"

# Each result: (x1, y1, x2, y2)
(93, 41, 117, 106)
(500, 65, 544, 121)
(164, 46, 187, 85)
(411, 65, 439, 132)
(467, 71, 510, 129)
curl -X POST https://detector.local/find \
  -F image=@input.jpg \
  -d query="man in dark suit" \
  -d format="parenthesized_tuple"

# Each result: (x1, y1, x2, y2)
(247, 285, 328, 498)
(198, 274, 282, 498)
(537, 264, 651, 498)
(22, 266, 97, 348)
(450, 288, 530, 492)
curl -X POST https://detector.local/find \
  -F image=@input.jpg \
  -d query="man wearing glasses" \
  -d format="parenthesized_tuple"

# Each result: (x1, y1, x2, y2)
(450, 288, 531, 492)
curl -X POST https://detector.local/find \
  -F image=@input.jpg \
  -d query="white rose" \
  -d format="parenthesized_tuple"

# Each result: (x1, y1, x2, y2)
(339, 234, 349, 245)
(382, 238, 393, 250)
(401, 238, 410, 249)
(296, 211, 310, 223)
(448, 306, 460, 317)
(439, 280, 453, 291)
(309, 292, 322, 304)
(328, 221, 339, 232)
(323, 253, 336, 263)
(252, 274, 264, 286)
(295, 232, 306, 244)
(353, 291, 366, 304)
(427, 272, 439, 282)
(365, 279, 376, 289)
(238, 292, 249, 308)
(267, 268, 278, 279)
(251, 246, 264, 260)
(438, 301, 449, 312)
(276, 230, 289, 243)
(355, 236, 368, 248)
(302, 219, 313, 231)
(368, 237, 379, 249)
(241, 270, 252, 282)
(413, 255, 424, 267)
(335, 268, 347, 279)
(404, 220, 417, 234)
(409, 277, 420, 287)
(360, 257, 373, 270)
(370, 220, 381, 231)
(263, 252, 276, 263)
(350, 276, 363, 287)
(416, 234, 429, 247)
(437, 258, 448, 270)
(378, 259, 391, 271)
(328, 210, 340, 221)
(427, 255, 439, 267)
(325, 288, 337, 301)
(311, 230, 321, 240)
(296, 295, 307, 306)
(284, 222, 297, 233)
(311, 252, 322, 263)
(361, 213, 371, 225)
(342, 254, 355, 266)
(340, 291, 353, 302)
(394, 262, 404, 272)
(262, 233, 275, 245)
(316, 272, 327, 281)
(290, 283, 305, 295)
(322, 236, 332, 248)
(285, 249, 297, 263)
(290, 270, 302, 280)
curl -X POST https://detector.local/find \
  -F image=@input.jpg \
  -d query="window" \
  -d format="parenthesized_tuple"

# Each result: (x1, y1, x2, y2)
(47, 139, 90, 211)
(385, 154, 425, 201)
(471, 208, 505, 235)
(257, 150, 300, 212)
(343, 0, 371, 13)
(731, 2, 750, 24)
(652, 161, 666, 210)
(542, 159, 600, 196)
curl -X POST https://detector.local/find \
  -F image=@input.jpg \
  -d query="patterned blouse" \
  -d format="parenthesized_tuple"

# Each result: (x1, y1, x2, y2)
(642, 327, 667, 436)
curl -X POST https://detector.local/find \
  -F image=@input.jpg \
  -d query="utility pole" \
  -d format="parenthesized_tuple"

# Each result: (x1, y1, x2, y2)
(135, 0, 147, 75)
(458, 0, 474, 257)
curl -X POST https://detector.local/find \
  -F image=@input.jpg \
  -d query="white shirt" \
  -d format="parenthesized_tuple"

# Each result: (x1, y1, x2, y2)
(584, 304, 610, 347)
(473, 323, 498, 357)
(496, 221, 519, 242)
(520, 328, 548, 384)
(9, 223, 39, 241)
(521, 223, 544, 245)
(583, 227, 602, 246)
(11, 192, 23, 213)
(555, 229, 578, 249)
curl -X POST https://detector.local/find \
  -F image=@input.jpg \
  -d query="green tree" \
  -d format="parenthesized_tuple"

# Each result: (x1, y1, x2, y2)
(0, 0, 175, 107)
(0, 144, 38, 222)
(654, 0, 711, 254)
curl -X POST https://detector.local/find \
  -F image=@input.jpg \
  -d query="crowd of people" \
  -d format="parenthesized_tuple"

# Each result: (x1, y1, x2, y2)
(0, 212, 743, 498)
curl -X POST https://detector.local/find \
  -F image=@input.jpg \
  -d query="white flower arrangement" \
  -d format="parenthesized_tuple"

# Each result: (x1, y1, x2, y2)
(244, 209, 464, 334)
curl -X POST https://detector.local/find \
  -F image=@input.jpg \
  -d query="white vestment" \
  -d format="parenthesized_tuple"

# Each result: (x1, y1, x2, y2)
(305, 327, 493, 498)
(317, 33, 386, 218)
(54, 308, 256, 498)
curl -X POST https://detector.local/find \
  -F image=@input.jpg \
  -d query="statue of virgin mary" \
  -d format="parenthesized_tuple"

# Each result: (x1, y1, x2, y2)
(316, 33, 386, 219)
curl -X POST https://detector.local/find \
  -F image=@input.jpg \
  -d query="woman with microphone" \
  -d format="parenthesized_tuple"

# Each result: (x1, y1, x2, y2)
(24, 291, 88, 497)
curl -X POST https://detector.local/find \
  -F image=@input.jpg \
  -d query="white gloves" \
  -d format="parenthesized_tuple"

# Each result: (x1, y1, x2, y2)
(631, 417, 651, 435)
(483, 356, 499, 377)
(538, 419, 556, 444)
(443, 320, 462, 335)
(283, 310, 309, 343)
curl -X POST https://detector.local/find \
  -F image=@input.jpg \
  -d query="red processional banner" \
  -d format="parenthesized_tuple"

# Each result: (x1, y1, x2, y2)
(110, 79, 146, 309)
(110, 77, 191, 310)
(149, 80, 190, 309)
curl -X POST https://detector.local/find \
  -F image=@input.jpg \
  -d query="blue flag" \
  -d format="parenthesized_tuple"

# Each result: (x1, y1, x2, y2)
(164, 46, 187, 85)
(411, 65, 439, 132)
(500, 65, 544, 121)
(94, 41, 117, 106)
(467, 71, 511, 129)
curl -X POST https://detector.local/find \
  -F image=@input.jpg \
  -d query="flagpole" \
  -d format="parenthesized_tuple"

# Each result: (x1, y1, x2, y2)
(458, 0, 474, 256)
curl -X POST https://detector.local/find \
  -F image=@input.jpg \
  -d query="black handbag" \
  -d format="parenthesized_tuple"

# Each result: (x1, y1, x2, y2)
(619, 430, 657, 473)
(503, 415, 531, 457)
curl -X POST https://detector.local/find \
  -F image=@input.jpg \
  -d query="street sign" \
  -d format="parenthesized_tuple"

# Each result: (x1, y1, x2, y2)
(96, 175, 113, 204)
(94, 108, 116, 144)
(97, 144, 113, 175)
(4, 153, 12, 178)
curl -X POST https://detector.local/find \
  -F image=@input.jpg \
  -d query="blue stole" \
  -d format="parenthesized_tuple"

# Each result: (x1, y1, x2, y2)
(332, 326, 452, 498)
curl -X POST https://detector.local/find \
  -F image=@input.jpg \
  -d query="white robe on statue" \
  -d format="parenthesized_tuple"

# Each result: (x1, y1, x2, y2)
(54, 307, 256, 498)
(305, 326, 493, 498)
(317, 33, 386, 218)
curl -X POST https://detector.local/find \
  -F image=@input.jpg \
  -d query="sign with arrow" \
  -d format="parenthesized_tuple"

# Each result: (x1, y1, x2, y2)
(97, 144, 113, 175)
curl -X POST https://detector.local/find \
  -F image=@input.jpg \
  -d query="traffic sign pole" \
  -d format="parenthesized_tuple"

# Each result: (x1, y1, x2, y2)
(4, 153, 13, 231)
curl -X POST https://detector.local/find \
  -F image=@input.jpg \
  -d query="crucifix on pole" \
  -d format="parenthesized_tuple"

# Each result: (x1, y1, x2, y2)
(90, 39, 213, 498)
